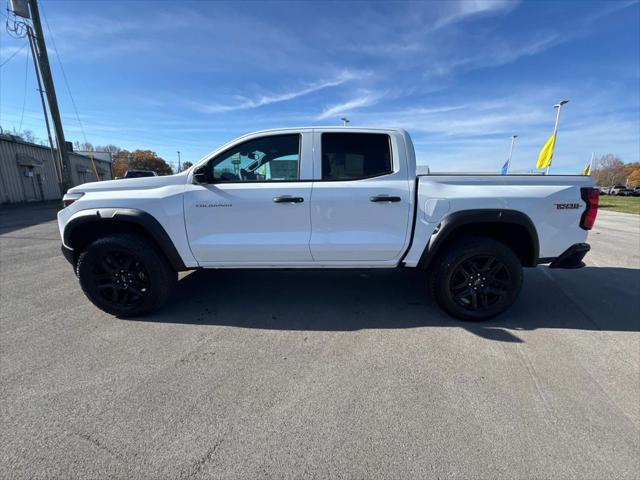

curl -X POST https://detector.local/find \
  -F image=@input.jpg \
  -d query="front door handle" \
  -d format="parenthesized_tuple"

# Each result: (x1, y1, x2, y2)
(370, 195, 401, 203)
(273, 195, 304, 204)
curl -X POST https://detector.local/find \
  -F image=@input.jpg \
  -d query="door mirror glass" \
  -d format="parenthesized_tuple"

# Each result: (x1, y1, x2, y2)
(193, 165, 208, 184)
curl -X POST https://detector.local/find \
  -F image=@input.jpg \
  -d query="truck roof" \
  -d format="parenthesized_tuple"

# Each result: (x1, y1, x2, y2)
(241, 126, 409, 135)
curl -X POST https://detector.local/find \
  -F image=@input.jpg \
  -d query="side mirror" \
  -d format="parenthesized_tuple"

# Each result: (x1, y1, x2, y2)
(193, 166, 208, 184)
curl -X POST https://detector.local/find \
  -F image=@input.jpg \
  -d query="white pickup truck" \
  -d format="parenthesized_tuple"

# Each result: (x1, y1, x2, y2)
(58, 127, 599, 320)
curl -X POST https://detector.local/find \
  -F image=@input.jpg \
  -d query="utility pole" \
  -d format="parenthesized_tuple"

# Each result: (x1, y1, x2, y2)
(26, 26, 62, 190)
(177, 151, 181, 172)
(26, 0, 73, 192)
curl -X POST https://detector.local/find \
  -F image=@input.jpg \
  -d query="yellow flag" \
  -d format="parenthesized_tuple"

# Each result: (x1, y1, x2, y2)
(536, 132, 556, 169)
(583, 162, 592, 176)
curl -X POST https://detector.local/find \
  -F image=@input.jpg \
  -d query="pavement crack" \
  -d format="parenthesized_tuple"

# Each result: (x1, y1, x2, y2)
(188, 437, 225, 479)
(73, 430, 127, 465)
(515, 344, 557, 423)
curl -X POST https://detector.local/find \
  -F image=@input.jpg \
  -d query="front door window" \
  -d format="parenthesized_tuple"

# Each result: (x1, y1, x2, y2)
(210, 134, 300, 182)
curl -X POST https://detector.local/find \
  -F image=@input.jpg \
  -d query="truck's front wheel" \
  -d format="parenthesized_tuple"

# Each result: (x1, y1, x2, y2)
(76, 234, 177, 317)
(430, 236, 523, 321)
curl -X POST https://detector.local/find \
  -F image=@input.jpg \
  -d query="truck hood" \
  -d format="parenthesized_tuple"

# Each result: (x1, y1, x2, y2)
(68, 172, 189, 194)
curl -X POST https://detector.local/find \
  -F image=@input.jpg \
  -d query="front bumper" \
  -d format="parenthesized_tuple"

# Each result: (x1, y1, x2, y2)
(548, 243, 590, 269)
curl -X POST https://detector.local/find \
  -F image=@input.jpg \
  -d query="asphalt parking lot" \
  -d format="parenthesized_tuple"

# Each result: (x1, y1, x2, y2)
(1, 204, 638, 479)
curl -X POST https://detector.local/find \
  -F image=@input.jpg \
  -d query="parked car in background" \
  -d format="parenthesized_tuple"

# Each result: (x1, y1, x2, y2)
(116, 170, 158, 179)
(610, 184, 629, 195)
(598, 186, 610, 195)
(631, 187, 640, 197)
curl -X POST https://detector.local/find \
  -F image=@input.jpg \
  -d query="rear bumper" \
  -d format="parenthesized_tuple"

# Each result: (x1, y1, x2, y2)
(61, 244, 74, 266)
(548, 243, 590, 269)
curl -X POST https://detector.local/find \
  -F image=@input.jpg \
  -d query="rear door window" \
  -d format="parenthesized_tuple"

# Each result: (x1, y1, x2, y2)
(321, 133, 392, 181)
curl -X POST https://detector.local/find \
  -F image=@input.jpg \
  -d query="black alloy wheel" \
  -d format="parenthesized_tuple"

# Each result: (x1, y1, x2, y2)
(77, 234, 176, 317)
(449, 255, 510, 311)
(92, 250, 150, 309)
(430, 236, 523, 321)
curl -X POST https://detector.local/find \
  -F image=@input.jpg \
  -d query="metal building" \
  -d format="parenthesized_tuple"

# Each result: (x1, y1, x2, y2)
(0, 134, 113, 204)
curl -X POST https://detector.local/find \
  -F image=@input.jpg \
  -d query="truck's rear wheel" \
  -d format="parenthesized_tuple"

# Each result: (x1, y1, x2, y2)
(429, 236, 522, 321)
(76, 234, 177, 317)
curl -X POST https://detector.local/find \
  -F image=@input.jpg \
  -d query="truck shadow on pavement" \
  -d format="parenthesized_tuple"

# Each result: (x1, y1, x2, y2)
(138, 266, 640, 343)
(0, 202, 59, 235)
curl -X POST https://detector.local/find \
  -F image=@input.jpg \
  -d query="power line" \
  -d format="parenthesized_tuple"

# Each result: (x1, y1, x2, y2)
(5, 9, 28, 39)
(40, 0, 99, 179)
(18, 41, 31, 131)
(0, 41, 28, 67)
(40, 1, 87, 142)
(2, 5, 29, 131)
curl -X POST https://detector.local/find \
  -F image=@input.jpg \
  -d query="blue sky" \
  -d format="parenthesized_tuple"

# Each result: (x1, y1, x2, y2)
(1, 0, 638, 173)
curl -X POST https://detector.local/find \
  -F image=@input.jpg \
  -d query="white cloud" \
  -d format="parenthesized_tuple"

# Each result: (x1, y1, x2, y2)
(196, 70, 363, 114)
(344, 88, 639, 172)
(317, 92, 383, 120)
(423, 33, 561, 79)
(432, 0, 519, 31)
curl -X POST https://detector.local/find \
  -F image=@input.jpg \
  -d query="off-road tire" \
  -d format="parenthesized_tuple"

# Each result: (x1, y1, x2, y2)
(76, 233, 177, 317)
(429, 236, 523, 321)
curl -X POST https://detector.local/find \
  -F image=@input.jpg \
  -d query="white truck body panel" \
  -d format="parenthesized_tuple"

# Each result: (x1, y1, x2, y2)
(58, 127, 594, 271)
(184, 181, 314, 264)
(57, 173, 199, 267)
(402, 175, 593, 267)
(308, 129, 413, 263)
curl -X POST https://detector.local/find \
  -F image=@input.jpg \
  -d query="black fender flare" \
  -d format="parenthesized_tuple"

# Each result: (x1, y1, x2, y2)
(417, 209, 540, 269)
(63, 208, 187, 271)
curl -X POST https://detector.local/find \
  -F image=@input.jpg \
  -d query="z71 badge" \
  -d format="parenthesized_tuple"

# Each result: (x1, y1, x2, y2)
(554, 203, 580, 210)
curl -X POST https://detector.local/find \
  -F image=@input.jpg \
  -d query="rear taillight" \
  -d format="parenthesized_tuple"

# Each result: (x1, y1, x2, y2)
(580, 187, 599, 230)
(62, 192, 84, 208)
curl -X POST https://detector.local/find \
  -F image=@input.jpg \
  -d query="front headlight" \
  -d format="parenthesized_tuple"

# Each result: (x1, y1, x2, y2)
(62, 192, 84, 208)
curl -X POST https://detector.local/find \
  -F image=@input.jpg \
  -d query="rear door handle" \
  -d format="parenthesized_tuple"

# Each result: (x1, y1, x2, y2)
(370, 195, 401, 203)
(273, 195, 304, 204)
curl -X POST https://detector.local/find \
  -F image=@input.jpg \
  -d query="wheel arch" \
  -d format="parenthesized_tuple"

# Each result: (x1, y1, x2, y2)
(63, 208, 187, 271)
(418, 209, 539, 269)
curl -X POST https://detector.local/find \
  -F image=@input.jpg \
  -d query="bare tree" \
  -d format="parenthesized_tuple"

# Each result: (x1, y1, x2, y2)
(95, 144, 122, 155)
(73, 141, 95, 152)
(593, 154, 626, 186)
(3, 128, 38, 143)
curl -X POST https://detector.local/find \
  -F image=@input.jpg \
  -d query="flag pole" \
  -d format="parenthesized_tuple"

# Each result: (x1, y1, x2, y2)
(547, 100, 569, 175)
(507, 135, 517, 174)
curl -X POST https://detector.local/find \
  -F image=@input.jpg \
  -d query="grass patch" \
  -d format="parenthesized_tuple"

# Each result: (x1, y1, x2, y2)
(598, 195, 640, 215)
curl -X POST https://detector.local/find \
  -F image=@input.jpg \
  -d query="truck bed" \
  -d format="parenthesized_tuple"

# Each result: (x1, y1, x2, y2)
(400, 173, 594, 267)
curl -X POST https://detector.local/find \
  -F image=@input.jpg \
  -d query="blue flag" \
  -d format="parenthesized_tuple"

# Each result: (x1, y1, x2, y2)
(501, 159, 509, 175)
